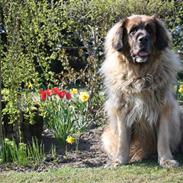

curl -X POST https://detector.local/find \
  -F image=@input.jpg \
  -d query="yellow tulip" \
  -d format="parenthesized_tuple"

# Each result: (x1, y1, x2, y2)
(79, 92, 90, 102)
(70, 88, 78, 95)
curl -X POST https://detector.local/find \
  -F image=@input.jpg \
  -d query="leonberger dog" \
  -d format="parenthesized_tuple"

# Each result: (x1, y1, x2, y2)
(101, 15, 182, 168)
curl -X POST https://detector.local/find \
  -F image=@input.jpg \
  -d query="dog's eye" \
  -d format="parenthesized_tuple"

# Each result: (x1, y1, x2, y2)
(145, 24, 153, 34)
(129, 26, 138, 35)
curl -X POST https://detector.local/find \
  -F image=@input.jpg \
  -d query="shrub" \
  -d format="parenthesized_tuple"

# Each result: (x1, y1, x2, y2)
(164, 1, 183, 55)
(0, 0, 182, 143)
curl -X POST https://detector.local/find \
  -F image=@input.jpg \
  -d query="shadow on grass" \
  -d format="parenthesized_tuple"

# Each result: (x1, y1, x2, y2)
(129, 153, 183, 168)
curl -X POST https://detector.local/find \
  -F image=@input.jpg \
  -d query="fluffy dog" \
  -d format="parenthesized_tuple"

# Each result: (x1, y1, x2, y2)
(101, 15, 182, 168)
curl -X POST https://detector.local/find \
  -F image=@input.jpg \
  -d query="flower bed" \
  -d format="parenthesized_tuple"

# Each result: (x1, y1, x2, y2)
(39, 87, 90, 146)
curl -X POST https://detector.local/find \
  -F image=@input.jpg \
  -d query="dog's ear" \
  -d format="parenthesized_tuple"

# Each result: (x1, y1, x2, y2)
(111, 21, 124, 51)
(105, 19, 127, 53)
(153, 16, 171, 50)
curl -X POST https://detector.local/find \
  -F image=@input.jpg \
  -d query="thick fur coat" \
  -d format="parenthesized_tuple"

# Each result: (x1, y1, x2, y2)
(101, 15, 182, 168)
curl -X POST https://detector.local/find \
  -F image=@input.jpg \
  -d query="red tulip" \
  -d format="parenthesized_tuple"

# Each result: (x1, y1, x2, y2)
(66, 92, 72, 100)
(40, 90, 47, 101)
(52, 87, 60, 95)
(58, 91, 66, 99)
(46, 89, 52, 96)
(39, 89, 44, 94)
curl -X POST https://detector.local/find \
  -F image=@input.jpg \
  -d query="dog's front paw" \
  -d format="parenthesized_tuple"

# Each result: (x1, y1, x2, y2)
(104, 158, 128, 168)
(159, 159, 179, 168)
(104, 162, 121, 168)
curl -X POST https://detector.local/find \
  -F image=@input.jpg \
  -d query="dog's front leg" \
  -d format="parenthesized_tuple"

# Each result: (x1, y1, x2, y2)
(113, 110, 131, 167)
(158, 105, 179, 168)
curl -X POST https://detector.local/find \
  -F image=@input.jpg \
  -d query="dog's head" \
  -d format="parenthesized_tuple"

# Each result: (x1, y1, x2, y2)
(106, 15, 171, 63)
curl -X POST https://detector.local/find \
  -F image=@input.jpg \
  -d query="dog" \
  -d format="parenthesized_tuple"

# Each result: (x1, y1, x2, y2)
(100, 15, 182, 168)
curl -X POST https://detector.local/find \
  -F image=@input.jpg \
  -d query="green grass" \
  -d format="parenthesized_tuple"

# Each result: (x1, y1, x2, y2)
(1, 160, 183, 183)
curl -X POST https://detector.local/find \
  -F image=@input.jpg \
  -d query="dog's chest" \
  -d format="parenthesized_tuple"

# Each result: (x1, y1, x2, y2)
(125, 91, 163, 127)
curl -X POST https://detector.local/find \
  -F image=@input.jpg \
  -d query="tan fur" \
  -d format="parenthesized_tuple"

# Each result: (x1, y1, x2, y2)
(101, 15, 182, 168)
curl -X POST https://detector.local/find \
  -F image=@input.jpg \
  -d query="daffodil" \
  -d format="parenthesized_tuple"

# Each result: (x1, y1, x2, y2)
(179, 88, 183, 93)
(180, 84, 183, 88)
(70, 88, 78, 95)
(79, 92, 90, 102)
(66, 136, 76, 144)
(178, 85, 183, 93)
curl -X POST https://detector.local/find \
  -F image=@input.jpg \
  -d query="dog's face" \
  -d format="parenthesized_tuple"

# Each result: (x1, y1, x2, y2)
(126, 16, 156, 63)
(111, 15, 171, 63)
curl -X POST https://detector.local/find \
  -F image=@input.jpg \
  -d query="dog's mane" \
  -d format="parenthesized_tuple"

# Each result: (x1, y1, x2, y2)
(101, 48, 181, 126)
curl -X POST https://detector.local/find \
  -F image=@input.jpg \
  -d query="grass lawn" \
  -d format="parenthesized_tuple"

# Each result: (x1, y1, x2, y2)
(1, 160, 183, 183)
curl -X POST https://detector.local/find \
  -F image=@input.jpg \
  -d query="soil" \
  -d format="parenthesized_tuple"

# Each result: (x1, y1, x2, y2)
(0, 127, 108, 172)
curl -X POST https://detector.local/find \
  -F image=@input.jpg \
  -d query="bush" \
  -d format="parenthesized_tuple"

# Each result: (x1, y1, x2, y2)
(164, 1, 183, 55)
(0, 0, 182, 142)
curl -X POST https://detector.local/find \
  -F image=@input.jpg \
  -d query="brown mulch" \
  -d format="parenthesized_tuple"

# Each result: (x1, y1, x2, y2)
(0, 127, 108, 172)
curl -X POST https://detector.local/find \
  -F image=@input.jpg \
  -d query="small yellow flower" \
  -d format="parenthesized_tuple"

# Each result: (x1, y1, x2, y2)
(79, 92, 90, 102)
(180, 84, 183, 88)
(179, 88, 183, 93)
(70, 88, 78, 95)
(179, 85, 183, 93)
(27, 82, 33, 89)
(66, 136, 76, 144)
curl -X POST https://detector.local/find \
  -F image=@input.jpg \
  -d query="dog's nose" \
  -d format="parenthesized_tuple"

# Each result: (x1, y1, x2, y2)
(138, 35, 149, 44)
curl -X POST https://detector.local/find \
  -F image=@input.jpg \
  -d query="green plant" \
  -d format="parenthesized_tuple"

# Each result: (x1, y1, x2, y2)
(27, 138, 45, 164)
(0, 138, 18, 163)
(0, 138, 45, 166)
(50, 144, 57, 160)
(39, 87, 90, 145)
(165, 1, 183, 54)
(0, 0, 61, 142)
(0, 138, 29, 165)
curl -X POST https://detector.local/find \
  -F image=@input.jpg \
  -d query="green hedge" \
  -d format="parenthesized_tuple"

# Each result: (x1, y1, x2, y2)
(0, 0, 182, 134)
